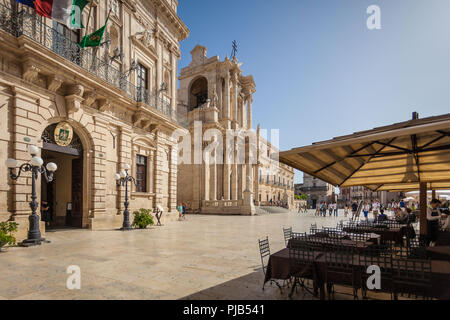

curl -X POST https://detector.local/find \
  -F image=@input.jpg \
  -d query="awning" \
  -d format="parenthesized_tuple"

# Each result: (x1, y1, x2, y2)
(279, 113, 450, 192)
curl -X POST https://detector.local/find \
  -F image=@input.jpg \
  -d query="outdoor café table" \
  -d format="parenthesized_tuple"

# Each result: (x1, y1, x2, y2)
(264, 248, 322, 283)
(312, 254, 450, 300)
(342, 227, 406, 245)
(289, 237, 376, 254)
(264, 249, 450, 299)
(426, 246, 450, 261)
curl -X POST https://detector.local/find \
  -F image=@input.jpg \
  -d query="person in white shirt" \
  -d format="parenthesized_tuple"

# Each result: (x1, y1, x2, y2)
(372, 200, 380, 220)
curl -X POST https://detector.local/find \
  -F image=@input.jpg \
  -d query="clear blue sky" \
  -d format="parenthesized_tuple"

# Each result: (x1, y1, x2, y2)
(177, 0, 450, 183)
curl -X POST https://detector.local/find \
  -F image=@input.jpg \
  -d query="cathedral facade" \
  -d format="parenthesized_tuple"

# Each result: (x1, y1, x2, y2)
(176, 45, 295, 214)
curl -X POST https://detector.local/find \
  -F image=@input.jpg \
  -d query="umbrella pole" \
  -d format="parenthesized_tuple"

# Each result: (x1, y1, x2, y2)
(419, 182, 427, 238)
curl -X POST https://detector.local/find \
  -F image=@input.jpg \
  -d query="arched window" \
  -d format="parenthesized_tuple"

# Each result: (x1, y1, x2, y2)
(189, 77, 208, 110)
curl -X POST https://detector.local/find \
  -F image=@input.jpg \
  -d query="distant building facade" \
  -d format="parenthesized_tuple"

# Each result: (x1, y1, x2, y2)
(339, 186, 404, 206)
(295, 173, 335, 209)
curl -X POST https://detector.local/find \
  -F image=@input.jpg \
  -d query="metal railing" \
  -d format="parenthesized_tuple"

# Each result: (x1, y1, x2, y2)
(0, 5, 174, 120)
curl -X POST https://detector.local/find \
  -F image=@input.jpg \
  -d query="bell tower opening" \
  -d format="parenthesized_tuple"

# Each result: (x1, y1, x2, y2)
(40, 123, 85, 229)
(189, 77, 208, 111)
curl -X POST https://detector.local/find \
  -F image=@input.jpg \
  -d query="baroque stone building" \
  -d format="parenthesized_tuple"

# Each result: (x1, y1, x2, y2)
(339, 186, 404, 207)
(295, 173, 335, 209)
(176, 45, 294, 214)
(0, 0, 189, 241)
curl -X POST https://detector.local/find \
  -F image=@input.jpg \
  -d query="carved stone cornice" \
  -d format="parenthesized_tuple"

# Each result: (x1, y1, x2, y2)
(83, 91, 97, 107)
(47, 75, 64, 92)
(98, 98, 111, 112)
(131, 33, 158, 60)
(65, 84, 84, 113)
(23, 62, 40, 83)
(67, 84, 84, 97)
(122, 0, 137, 12)
(152, 0, 189, 41)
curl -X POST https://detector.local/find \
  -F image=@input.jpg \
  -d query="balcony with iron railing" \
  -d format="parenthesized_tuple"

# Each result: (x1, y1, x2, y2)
(0, 5, 177, 122)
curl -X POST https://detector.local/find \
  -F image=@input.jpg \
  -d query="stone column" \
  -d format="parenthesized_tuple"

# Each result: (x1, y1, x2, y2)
(170, 50, 178, 120)
(231, 139, 238, 201)
(253, 164, 260, 205)
(246, 96, 253, 129)
(155, 33, 163, 97)
(223, 154, 230, 201)
(210, 163, 217, 201)
(222, 72, 231, 129)
(203, 160, 210, 201)
(91, 116, 109, 219)
(154, 133, 164, 210)
(168, 145, 177, 212)
(232, 73, 239, 125)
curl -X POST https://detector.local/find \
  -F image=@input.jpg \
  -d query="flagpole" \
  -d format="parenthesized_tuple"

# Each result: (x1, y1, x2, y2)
(84, 1, 93, 38)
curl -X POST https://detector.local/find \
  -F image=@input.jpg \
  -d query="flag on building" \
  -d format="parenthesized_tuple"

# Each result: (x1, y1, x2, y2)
(78, 16, 109, 48)
(27, 0, 89, 29)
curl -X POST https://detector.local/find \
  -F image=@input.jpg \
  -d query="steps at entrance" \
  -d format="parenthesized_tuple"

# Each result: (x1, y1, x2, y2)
(256, 206, 292, 214)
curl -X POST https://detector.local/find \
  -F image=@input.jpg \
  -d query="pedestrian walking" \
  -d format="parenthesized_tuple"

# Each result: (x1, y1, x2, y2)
(363, 202, 370, 221)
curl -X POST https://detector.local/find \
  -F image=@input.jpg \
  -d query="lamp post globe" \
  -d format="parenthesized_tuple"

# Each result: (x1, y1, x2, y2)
(6, 158, 18, 169)
(115, 166, 136, 231)
(28, 145, 39, 156)
(46, 162, 58, 173)
(6, 148, 57, 247)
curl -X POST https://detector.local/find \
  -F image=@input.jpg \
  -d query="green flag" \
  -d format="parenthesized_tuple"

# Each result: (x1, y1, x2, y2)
(71, 0, 90, 29)
(78, 16, 109, 48)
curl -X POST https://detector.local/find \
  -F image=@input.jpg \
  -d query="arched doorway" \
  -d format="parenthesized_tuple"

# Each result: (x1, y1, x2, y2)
(40, 123, 84, 229)
(189, 77, 208, 111)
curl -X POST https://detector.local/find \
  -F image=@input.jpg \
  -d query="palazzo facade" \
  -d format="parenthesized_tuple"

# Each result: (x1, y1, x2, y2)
(0, 0, 189, 240)
(176, 45, 294, 214)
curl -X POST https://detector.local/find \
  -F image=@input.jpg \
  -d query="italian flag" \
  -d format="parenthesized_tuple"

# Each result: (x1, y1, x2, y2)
(34, 0, 89, 29)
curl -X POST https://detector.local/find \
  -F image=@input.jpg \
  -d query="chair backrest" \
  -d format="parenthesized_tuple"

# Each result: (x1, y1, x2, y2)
(360, 248, 393, 274)
(392, 258, 432, 286)
(289, 241, 316, 268)
(350, 232, 371, 242)
(324, 245, 354, 270)
(258, 237, 270, 275)
(399, 238, 428, 259)
(283, 227, 292, 246)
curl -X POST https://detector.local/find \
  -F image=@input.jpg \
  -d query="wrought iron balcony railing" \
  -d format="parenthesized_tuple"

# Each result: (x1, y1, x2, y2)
(0, 5, 174, 121)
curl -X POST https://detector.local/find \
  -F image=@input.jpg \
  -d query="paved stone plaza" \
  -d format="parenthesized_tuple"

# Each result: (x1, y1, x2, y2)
(0, 211, 400, 300)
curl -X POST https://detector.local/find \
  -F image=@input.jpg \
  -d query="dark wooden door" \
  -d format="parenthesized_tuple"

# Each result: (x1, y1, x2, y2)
(71, 157, 83, 228)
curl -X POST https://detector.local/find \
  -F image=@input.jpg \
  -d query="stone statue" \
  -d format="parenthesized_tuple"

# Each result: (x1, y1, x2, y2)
(212, 88, 219, 107)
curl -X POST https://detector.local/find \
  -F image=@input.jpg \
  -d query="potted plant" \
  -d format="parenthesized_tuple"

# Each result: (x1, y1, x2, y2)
(0, 221, 18, 252)
(132, 208, 154, 229)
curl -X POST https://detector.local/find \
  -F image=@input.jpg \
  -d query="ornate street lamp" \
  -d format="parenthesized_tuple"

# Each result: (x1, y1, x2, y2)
(115, 164, 136, 231)
(5, 145, 58, 247)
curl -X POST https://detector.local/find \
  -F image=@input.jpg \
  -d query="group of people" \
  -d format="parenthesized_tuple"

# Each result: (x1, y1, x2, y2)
(315, 202, 339, 217)
(297, 203, 308, 213)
